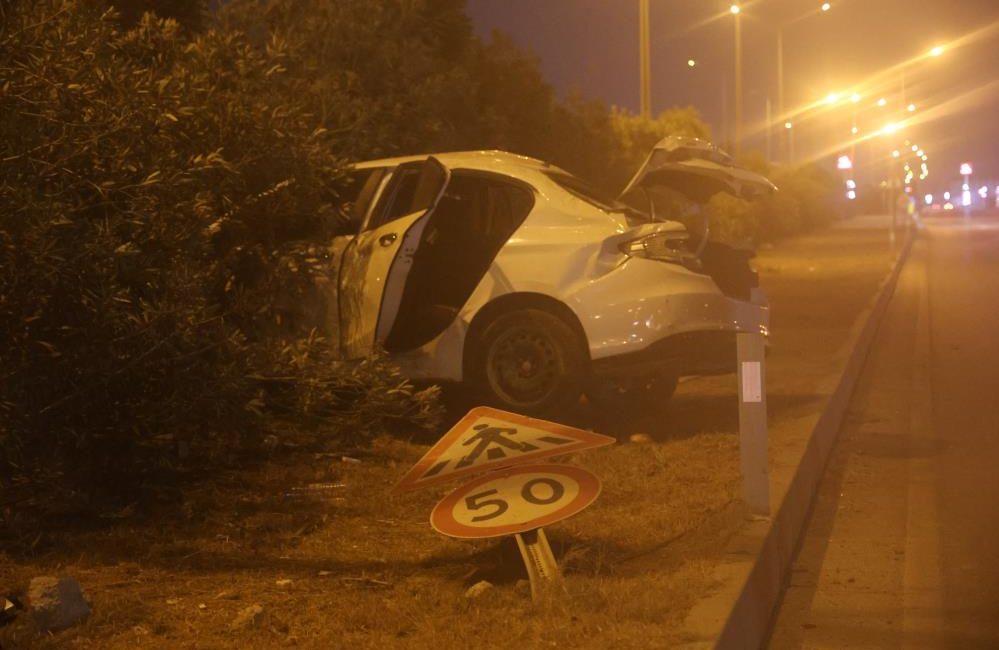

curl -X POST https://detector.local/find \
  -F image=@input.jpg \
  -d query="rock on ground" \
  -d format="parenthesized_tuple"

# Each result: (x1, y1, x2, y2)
(464, 581, 493, 599)
(28, 576, 91, 632)
(230, 604, 265, 631)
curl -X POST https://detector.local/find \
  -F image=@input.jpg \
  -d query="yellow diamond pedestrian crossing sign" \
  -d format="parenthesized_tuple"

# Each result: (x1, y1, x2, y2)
(392, 406, 616, 493)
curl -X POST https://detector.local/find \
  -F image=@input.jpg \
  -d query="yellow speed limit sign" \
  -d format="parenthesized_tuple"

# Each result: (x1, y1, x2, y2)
(430, 464, 601, 539)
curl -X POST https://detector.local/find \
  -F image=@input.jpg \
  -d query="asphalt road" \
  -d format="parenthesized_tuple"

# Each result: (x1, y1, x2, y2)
(768, 216, 999, 649)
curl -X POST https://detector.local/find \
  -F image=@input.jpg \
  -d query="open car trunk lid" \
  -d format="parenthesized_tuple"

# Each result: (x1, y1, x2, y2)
(618, 136, 777, 204)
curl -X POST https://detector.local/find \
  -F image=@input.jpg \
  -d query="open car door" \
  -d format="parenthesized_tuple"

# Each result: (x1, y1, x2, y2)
(338, 157, 450, 359)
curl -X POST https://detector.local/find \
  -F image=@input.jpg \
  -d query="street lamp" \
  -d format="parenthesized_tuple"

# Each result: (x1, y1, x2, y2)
(784, 121, 795, 162)
(732, 4, 743, 154)
(639, 0, 651, 118)
(776, 3, 833, 161)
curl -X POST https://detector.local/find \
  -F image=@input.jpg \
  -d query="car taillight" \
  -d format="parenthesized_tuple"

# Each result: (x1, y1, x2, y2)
(618, 232, 690, 263)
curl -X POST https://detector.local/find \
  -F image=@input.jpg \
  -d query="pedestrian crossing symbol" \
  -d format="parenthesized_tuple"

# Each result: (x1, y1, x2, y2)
(392, 406, 616, 493)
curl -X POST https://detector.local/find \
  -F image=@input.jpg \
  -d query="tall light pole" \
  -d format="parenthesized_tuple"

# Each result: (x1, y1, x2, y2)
(639, 0, 652, 118)
(731, 4, 742, 154)
(776, 3, 832, 162)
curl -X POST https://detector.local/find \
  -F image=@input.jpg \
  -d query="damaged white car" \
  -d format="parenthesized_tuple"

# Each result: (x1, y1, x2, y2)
(328, 137, 774, 418)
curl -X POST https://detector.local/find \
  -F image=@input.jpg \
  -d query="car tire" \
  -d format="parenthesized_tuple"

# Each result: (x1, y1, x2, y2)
(468, 308, 587, 419)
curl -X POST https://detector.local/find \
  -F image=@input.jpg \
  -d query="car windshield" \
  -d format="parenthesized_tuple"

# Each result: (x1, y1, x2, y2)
(545, 171, 652, 223)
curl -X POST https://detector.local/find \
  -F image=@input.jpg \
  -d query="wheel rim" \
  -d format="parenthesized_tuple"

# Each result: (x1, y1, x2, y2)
(485, 327, 564, 407)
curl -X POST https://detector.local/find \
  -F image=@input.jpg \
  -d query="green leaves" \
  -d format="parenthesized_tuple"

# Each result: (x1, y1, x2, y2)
(0, 0, 367, 489)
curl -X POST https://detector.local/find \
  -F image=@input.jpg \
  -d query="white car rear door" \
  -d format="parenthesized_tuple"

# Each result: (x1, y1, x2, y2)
(338, 157, 450, 358)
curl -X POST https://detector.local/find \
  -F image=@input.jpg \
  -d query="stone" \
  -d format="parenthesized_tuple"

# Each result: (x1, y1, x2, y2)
(1, 596, 22, 627)
(28, 576, 91, 632)
(230, 604, 265, 631)
(463, 580, 493, 599)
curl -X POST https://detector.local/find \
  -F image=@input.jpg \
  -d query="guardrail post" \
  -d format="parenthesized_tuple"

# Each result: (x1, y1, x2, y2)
(737, 288, 770, 516)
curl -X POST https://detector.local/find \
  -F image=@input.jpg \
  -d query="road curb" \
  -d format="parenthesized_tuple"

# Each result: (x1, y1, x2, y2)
(683, 223, 916, 650)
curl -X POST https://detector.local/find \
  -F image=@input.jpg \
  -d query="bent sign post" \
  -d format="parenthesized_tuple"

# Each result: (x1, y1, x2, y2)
(430, 464, 601, 600)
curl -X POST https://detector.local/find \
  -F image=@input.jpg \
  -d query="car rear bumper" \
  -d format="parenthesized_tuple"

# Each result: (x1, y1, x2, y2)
(587, 287, 769, 379)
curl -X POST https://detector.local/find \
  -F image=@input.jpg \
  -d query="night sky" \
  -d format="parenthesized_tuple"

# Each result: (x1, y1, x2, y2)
(467, 0, 999, 196)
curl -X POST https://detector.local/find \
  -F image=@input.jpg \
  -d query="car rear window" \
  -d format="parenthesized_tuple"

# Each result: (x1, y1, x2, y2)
(545, 171, 620, 211)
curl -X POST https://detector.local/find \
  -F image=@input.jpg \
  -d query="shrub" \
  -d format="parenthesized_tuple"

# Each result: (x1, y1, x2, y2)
(703, 158, 847, 246)
(0, 1, 438, 498)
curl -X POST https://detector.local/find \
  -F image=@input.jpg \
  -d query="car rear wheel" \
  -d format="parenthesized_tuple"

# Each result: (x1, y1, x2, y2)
(469, 308, 587, 418)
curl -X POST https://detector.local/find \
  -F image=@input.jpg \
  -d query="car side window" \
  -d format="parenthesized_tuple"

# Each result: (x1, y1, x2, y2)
(347, 169, 385, 231)
(367, 162, 425, 231)
(332, 168, 384, 236)
(428, 173, 534, 242)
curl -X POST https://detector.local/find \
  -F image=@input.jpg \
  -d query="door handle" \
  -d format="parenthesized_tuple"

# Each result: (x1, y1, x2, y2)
(379, 233, 397, 247)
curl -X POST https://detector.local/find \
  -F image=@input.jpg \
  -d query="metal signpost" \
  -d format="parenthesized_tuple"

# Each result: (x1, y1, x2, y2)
(737, 288, 771, 516)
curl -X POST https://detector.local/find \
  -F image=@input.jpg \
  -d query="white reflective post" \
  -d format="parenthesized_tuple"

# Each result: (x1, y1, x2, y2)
(737, 289, 770, 516)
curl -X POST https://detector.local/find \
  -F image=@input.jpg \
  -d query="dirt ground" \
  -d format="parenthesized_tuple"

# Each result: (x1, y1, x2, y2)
(0, 218, 900, 649)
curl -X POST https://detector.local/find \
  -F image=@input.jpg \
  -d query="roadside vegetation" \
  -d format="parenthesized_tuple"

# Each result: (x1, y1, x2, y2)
(1, 0, 843, 536)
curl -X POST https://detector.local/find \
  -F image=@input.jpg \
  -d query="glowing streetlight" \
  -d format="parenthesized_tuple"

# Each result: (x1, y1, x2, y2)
(824, 92, 840, 105)
(877, 97, 887, 107)
(850, 93, 861, 103)
(731, 5, 743, 154)
(687, 59, 696, 67)
(775, 3, 832, 162)
(851, 126, 859, 134)
(907, 103, 917, 112)
(883, 123, 901, 135)
(892, 150, 901, 158)
(784, 121, 793, 129)
(930, 45, 944, 57)
(638, 0, 651, 117)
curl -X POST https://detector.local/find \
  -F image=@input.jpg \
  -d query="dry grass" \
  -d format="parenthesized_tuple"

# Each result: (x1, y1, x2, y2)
(0, 218, 899, 649)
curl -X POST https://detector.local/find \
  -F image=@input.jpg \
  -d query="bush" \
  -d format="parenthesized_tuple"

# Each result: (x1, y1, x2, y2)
(704, 157, 847, 246)
(0, 1, 439, 498)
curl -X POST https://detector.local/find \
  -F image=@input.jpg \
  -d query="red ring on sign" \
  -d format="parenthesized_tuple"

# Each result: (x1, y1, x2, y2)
(430, 464, 601, 539)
